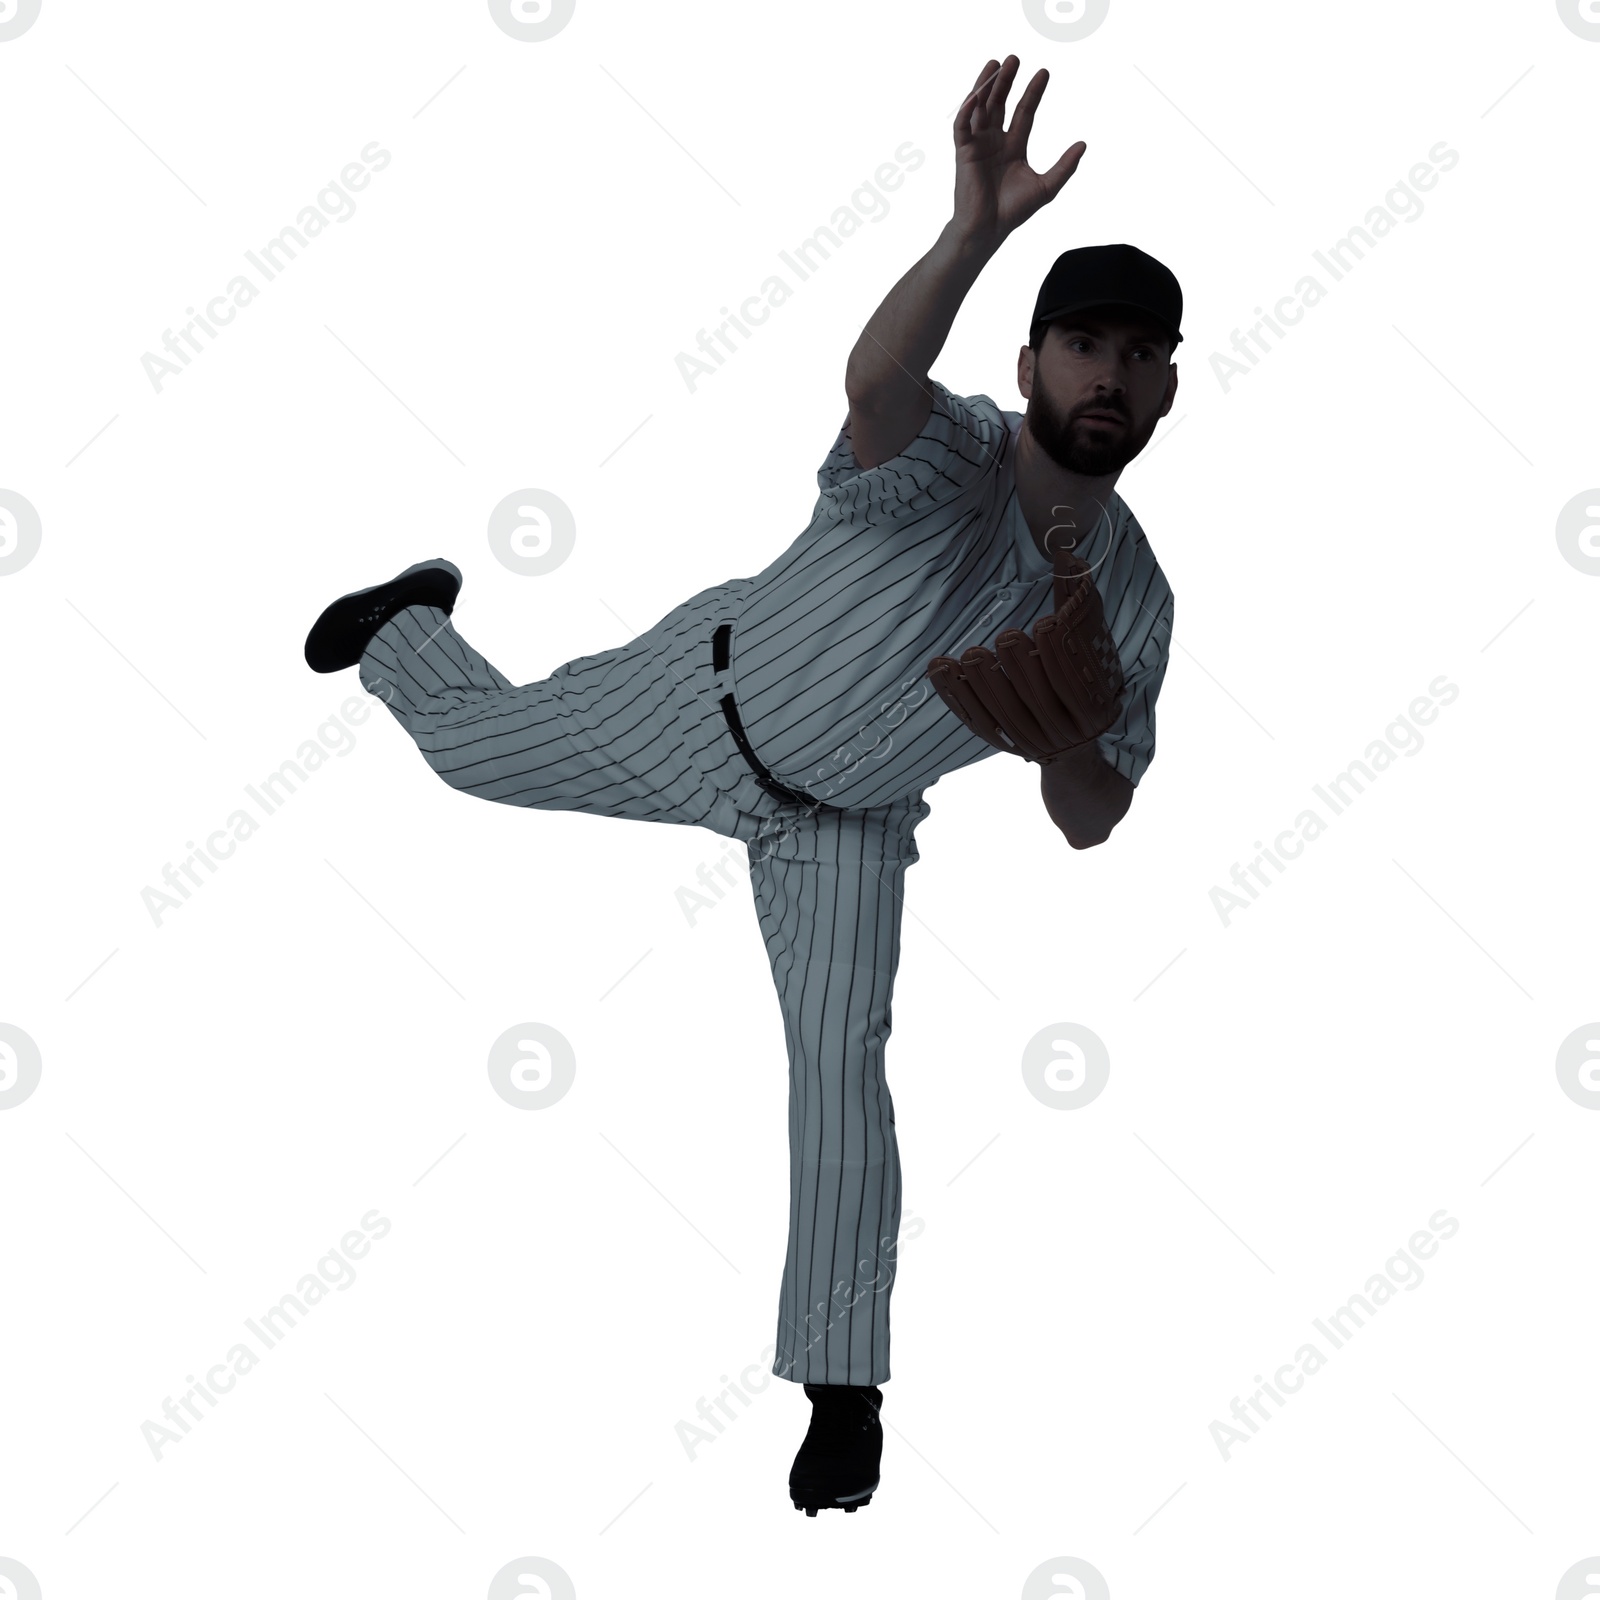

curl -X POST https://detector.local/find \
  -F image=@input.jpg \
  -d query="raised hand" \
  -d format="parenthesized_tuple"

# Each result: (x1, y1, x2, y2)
(951, 55, 1087, 248)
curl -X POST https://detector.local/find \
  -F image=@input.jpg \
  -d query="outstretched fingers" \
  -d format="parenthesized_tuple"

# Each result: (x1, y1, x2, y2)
(955, 58, 1001, 141)
(966, 57, 1000, 99)
(1037, 139, 1089, 202)
(984, 54, 1021, 122)
(1004, 66, 1050, 148)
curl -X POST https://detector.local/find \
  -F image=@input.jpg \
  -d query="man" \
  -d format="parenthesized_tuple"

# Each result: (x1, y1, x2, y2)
(303, 53, 1178, 1517)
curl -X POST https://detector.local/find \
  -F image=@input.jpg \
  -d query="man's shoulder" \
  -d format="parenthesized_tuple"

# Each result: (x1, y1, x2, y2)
(815, 379, 1014, 512)
(1106, 497, 1175, 675)
(940, 384, 1013, 447)
(1112, 495, 1173, 602)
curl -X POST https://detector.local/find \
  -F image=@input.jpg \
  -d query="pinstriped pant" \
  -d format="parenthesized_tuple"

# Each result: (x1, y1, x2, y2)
(358, 587, 930, 1386)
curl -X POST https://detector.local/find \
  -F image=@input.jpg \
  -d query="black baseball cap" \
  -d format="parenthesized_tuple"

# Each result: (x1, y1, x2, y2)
(1030, 243, 1184, 352)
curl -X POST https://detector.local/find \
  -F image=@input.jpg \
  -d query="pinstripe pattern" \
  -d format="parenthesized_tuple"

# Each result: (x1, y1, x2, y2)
(348, 379, 1171, 1391)
(356, 584, 772, 839)
(750, 801, 926, 1385)
(733, 381, 1173, 806)
(355, 592, 928, 1387)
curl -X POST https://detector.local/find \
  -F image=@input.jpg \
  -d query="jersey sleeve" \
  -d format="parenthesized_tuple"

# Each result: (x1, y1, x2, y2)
(812, 380, 1010, 532)
(1096, 584, 1174, 788)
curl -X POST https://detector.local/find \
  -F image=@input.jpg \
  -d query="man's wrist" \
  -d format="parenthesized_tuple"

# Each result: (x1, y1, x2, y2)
(1040, 740, 1108, 785)
(938, 217, 1005, 265)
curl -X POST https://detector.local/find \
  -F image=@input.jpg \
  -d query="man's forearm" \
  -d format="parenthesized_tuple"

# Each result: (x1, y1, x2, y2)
(844, 222, 1000, 410)
(1039, 743, 1133, 848)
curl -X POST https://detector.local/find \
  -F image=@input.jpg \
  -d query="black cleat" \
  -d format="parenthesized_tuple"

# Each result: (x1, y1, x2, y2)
(788, 1382, 882, 1517)
(303, 558, 463, 673)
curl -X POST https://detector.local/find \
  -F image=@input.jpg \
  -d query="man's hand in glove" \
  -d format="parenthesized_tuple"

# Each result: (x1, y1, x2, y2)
(925, 552, 1125, 763)
(925, 549, 1134, 846)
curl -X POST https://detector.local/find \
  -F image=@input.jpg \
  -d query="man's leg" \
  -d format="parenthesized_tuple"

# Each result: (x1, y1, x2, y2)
(743, 795, 929, 1388)
(357, 603, 662, 817)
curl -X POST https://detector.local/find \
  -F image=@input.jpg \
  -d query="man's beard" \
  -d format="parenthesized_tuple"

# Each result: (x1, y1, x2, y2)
(1025, 380, 1157, 476)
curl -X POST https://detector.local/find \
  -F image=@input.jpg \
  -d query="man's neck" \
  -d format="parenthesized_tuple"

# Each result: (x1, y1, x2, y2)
(1012, 417, 1122, 565)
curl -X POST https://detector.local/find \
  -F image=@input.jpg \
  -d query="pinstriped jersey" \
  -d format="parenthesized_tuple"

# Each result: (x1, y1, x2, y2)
(729, 380, 1175, 810)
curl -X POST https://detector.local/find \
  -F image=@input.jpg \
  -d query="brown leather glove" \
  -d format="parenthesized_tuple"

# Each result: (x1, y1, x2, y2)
(925, 554, 1125, 764)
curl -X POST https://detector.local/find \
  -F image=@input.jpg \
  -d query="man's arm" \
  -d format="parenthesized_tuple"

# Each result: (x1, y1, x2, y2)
(843, 227, 995, 471)
(1039, 744, 1133, 849)
(844, 55, 1086, 471)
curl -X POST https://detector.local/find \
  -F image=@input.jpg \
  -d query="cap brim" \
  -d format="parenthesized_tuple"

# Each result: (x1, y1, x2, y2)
(1034, 305, 1182, 350)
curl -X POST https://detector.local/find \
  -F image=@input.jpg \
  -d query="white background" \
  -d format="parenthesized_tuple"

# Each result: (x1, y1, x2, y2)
(2, 1, 1597, 1596)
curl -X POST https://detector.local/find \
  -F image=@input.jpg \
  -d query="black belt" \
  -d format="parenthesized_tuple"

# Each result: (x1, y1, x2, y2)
(713, 623, 835, 811)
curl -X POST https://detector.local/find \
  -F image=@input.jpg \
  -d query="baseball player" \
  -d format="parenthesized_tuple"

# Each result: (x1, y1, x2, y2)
(303, 54, 1178, 1516)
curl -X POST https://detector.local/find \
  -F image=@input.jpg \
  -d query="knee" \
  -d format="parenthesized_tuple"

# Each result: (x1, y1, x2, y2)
(419, 745, 491, 798)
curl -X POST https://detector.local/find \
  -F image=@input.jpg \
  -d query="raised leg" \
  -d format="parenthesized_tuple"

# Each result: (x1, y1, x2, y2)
(359, 604, 647, 816)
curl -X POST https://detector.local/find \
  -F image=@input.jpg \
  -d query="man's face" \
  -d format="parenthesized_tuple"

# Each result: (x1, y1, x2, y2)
(1017, 310, 1179, 476)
